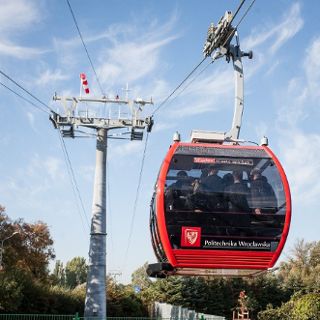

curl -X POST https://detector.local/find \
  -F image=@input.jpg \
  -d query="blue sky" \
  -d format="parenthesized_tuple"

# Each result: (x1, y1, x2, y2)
(0, 0, 320, 284)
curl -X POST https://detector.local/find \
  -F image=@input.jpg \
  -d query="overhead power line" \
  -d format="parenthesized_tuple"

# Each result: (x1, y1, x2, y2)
(66, 0, 104, 95)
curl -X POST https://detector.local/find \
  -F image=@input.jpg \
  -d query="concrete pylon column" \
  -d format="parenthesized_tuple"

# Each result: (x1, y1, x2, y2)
(84, 128, 107, 319)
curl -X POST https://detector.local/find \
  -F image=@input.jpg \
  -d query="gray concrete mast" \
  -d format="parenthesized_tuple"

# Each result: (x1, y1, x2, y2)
(50, 92, 153, 319)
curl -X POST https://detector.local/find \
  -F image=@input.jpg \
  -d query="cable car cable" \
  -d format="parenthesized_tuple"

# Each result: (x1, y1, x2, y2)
(59, 130, 90, 229)
(0, 72, 90, 236)
(0, 70, 53, 113)
(0, 81, 50, 115)
(230, 0, 246, 26)
(151, 0, 256, 117)
(152, 56, 207, 116)
(66, 0, 105, 95)
(57, 131, 91, 231)
(220, 0, 256, 50)
(150, 1, 251, 118)
(234, 0, 256, 29)
(122, 132, 150, 270)
(159, 56, 219, 111)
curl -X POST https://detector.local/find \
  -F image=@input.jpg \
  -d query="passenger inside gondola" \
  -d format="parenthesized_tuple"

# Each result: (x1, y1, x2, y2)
(165, 170, 192, 210)
(200, 165, 226, 211)
(186, 178, 209, 212)
(224, 170, 250, 213)
(250, 168, 278, 214)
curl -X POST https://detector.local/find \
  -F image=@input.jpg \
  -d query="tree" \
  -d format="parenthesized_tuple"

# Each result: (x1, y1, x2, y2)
(258, 293, 320, 320)
(131, 262, 152, 291)
(0, 206, 55, 279)
(107, 276, 148, 316)
(278, 239, 320, 293)
(65, 257, 87, 288)
(51, 260, 66, 286)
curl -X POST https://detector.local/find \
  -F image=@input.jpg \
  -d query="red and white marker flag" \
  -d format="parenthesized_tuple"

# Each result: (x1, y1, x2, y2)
(80, 73, 90, 94)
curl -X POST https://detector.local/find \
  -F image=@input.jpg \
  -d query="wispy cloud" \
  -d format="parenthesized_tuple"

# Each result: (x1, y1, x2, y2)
(0, 0, 46, 59)
(0, 154, 66, 204)
(277, 36, 320, 127)
(165, 65, 233, 118)
(275, 36, 320, 211)
(35, 69, 70, 86)
(0, 41, 47, 59)
(96, 16, 179, 89)
(0, 0, 40, 33)
(278, 131, 320, 208)
(243, 3, 303, 55)
(109, 140, 145, 161)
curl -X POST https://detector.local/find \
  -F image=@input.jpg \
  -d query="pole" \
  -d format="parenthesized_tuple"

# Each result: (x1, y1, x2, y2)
(0, 240, 4, 271)
(0, 231, 19, 271)
(84, 128, 107, 319)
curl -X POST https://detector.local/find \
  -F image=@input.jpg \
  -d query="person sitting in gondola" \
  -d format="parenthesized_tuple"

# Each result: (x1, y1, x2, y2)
(200, 165, 226, 211)
(250, 168, 278, 214)
(185, 178, 210, 212)
(165, 170, 192, 211)
(224, 171, 250, 213)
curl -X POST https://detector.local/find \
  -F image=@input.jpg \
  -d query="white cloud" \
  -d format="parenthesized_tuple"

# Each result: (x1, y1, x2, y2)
(166, 65, 233, 117)
(0, 154, 64, 200)
(110, 141, 144, 160)
(35, 69, 70, 86)
(278, 131, 320, 207)
(0, 0, 40, 33)
(147, 3, 304, 121)
(97, 34, 178, 87)
(0, 0, 47, 59)
(243, 3, 303, 55)
(303, 37, 320, 97)
(0, 40, 46, 59)
(26, 111, 37, 132)
(276, 36, 320, 127)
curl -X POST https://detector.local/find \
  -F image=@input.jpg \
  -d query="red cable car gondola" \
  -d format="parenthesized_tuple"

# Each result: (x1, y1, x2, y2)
(147, 141, 291, 277)
(147, 12, 291, 278)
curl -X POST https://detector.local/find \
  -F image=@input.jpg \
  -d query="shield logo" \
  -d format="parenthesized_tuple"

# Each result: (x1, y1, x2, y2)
(186, 230, 198, 245)
(181, 227, 201, 247)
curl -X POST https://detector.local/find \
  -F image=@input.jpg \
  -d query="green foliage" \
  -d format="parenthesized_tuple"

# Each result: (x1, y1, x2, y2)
(131, 262, 152, 291)
(258, 293, 320, 320)
(278, 239, 320, 294)
(51, 260, 66, 286)
(2, 204, 320, 318)
(107, 277, 148, 316)
(0, 207, 55, 280)
(65, 257, 87, 288)
(0, 271, 24, 312)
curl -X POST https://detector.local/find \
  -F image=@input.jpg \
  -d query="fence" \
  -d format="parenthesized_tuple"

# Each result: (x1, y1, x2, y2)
(152, 302, 225, 320)
(0, 316, 223, 320)
(0, 317, 157, 320)
(0, 303, 225, 320)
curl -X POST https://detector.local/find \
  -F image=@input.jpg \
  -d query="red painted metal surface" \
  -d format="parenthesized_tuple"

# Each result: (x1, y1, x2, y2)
(154, 142, 291, 273)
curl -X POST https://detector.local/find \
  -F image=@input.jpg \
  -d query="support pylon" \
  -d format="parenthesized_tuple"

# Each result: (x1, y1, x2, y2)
(50, 91, 153, 319)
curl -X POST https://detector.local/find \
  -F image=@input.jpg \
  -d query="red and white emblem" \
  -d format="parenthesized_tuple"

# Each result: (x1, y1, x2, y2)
(181, 227, 201, 247)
